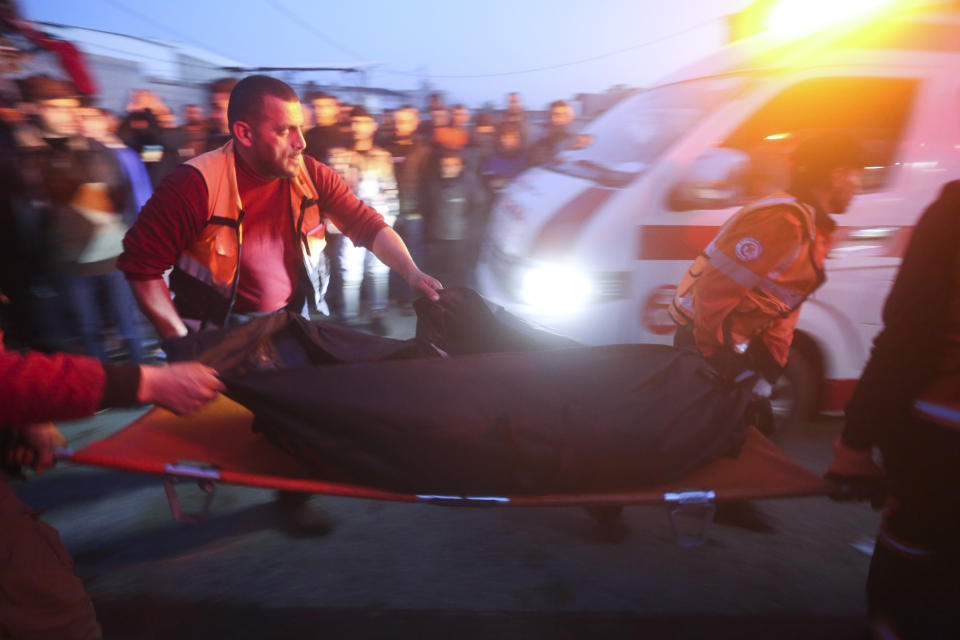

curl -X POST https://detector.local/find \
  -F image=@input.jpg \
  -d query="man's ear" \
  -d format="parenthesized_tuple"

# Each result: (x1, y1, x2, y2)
(233, 120, 253, 147)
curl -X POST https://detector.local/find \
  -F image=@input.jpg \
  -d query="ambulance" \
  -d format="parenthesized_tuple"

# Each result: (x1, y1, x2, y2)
(476, 1, 960, 423)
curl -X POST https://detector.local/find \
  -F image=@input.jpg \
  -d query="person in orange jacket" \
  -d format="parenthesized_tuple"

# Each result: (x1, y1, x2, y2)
(670, 134, 865, 408)
(827, 181, 960, 638)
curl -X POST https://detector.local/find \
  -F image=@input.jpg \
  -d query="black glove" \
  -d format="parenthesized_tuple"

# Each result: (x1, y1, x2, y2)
(707, 347, 750, 382)
(746, 396, 775, 436)
(825, 438, 887, 509)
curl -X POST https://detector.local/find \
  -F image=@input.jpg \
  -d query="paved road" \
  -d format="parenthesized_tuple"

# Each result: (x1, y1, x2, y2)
(11, 318, 881, 639)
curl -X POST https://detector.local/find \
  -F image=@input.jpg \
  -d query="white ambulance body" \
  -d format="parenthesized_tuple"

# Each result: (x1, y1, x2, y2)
(476, 7, 960, 418)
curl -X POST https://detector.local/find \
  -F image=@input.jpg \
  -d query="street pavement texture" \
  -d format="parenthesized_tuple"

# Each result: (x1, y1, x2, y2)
(11, 316, 880, 639)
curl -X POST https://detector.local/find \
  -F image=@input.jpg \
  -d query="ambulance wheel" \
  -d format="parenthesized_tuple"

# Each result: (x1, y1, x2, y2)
(769, 348, 818, 433)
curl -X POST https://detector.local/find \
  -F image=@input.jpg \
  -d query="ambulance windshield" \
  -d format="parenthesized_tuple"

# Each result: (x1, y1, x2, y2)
(547, 75, 745, 187)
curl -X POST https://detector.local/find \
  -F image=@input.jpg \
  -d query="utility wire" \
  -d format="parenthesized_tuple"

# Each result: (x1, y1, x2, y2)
(33, 20, 366, 76)
(263, 0, 367, 62)
(101, 0, 240, 63)
(380, 15, 721, 79)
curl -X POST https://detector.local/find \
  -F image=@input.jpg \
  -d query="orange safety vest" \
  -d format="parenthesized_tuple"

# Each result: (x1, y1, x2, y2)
(669, 193, 828, 361)
(173, 140, 326, 326)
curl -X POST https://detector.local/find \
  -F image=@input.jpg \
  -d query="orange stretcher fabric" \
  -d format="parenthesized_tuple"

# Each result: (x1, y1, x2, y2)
(59, 395, 831, 506)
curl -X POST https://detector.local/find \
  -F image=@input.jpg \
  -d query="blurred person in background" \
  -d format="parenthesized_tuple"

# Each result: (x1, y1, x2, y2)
(1, 335, 224, 640)
(376, 106, 395, 145)
(300, 99, 315, 130)
(325, 105, 400, 334)
(482, 121, 529, 194)
(336, 100, 354, 143)
(381, 104, 430, 310)
(78, 105, 152, 225)
(427, 104, 452, 146)
(173, 103, 209, 161)
(118, 89, 180, 187)
(530, 99, 576, 165)
(464, 112, 497, 251)
(205, 76, 237, 150)
(503, 91, 529, 147)
(18, 76, 145, 364)
(416, 92, 445, 140)
(304, 90, 347, 163)
(423, 149, 477, 289)
(432, 103, 469, 152)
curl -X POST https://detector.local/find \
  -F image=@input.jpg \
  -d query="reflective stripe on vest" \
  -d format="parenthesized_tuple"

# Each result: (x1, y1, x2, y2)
(703, 244, 806, 308)
(702, 194, 814, 311)
(913, 399, 960, 430)
(670, 195, 815, 327)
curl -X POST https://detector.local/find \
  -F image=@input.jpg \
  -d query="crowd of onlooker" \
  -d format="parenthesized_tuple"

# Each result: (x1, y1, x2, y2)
(0, 70, 582, 359)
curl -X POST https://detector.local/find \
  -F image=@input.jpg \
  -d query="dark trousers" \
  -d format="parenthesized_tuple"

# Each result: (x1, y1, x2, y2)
(60, 271, 144, 363)
(868, 419, 960, 637)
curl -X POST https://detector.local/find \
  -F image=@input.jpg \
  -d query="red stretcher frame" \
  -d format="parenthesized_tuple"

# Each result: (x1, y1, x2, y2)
(56, 395, 832, 511)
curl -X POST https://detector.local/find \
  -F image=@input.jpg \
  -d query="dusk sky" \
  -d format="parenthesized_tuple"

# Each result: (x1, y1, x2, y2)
(19, 0, 749, 107)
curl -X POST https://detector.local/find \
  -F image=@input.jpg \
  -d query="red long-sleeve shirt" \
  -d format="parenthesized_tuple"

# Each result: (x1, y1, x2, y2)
(0, 332, 139, 427)
(118, 153, 388, 312)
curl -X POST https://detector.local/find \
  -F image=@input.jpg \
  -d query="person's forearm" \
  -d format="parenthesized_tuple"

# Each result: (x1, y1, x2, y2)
(129, 278, 188, 338)
(370, 227, 419, 279)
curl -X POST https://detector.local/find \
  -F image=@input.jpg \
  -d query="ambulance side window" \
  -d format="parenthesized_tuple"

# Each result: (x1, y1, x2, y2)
(722, 76, 918, 197)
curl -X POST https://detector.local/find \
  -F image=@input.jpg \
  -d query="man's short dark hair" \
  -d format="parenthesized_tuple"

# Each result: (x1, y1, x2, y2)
(791, 132, 866, 191)
(549, 99, 568, 111)
(437, 148, 464, 162)
(209, 77, 238, 96)
(17, 75, 77, 102)
(227, 75, 299, 132)
(350, 105, 372, 120)
(307, 90, 334, 103)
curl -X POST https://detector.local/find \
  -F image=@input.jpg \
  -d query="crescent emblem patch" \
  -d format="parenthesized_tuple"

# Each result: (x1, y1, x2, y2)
(734, 237, 763, 262)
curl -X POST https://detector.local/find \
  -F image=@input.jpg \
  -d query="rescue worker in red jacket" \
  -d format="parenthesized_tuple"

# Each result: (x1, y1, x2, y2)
(1, 334, 223, 640)
(118, 74, 440, 341)
(827, 181, 960, 638)
(670, 134, 865, 406)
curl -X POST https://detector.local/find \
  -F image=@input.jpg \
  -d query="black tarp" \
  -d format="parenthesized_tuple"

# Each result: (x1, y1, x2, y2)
(167, 288, 753, 495)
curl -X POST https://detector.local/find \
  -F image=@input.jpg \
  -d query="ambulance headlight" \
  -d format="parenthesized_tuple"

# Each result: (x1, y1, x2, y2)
(519, 264, 592, 314)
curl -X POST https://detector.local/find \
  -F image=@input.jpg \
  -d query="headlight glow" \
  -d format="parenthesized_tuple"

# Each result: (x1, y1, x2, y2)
(519, 264, 593, 314)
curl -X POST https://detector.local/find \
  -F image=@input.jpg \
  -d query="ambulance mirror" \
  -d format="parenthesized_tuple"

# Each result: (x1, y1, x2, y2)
(669, 148, 750, 211)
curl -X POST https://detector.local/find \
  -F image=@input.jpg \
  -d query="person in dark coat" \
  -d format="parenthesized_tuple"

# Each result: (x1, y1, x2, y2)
(828, 180, 960, 638)
(529, 99, 576, 166)
(424, 150, 476, 288)
(303, 90, 348, 163)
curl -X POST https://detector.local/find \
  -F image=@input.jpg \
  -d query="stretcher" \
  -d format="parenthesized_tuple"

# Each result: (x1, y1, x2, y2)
(55, 395, 832, 546)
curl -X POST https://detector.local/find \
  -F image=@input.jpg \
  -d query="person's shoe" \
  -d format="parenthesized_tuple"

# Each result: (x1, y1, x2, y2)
(274, 490, 335, 536)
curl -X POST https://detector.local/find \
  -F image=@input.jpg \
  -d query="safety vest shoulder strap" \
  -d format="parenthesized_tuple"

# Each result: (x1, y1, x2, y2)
(185, 140, 244, 225)
(710, 193, 815, 249)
